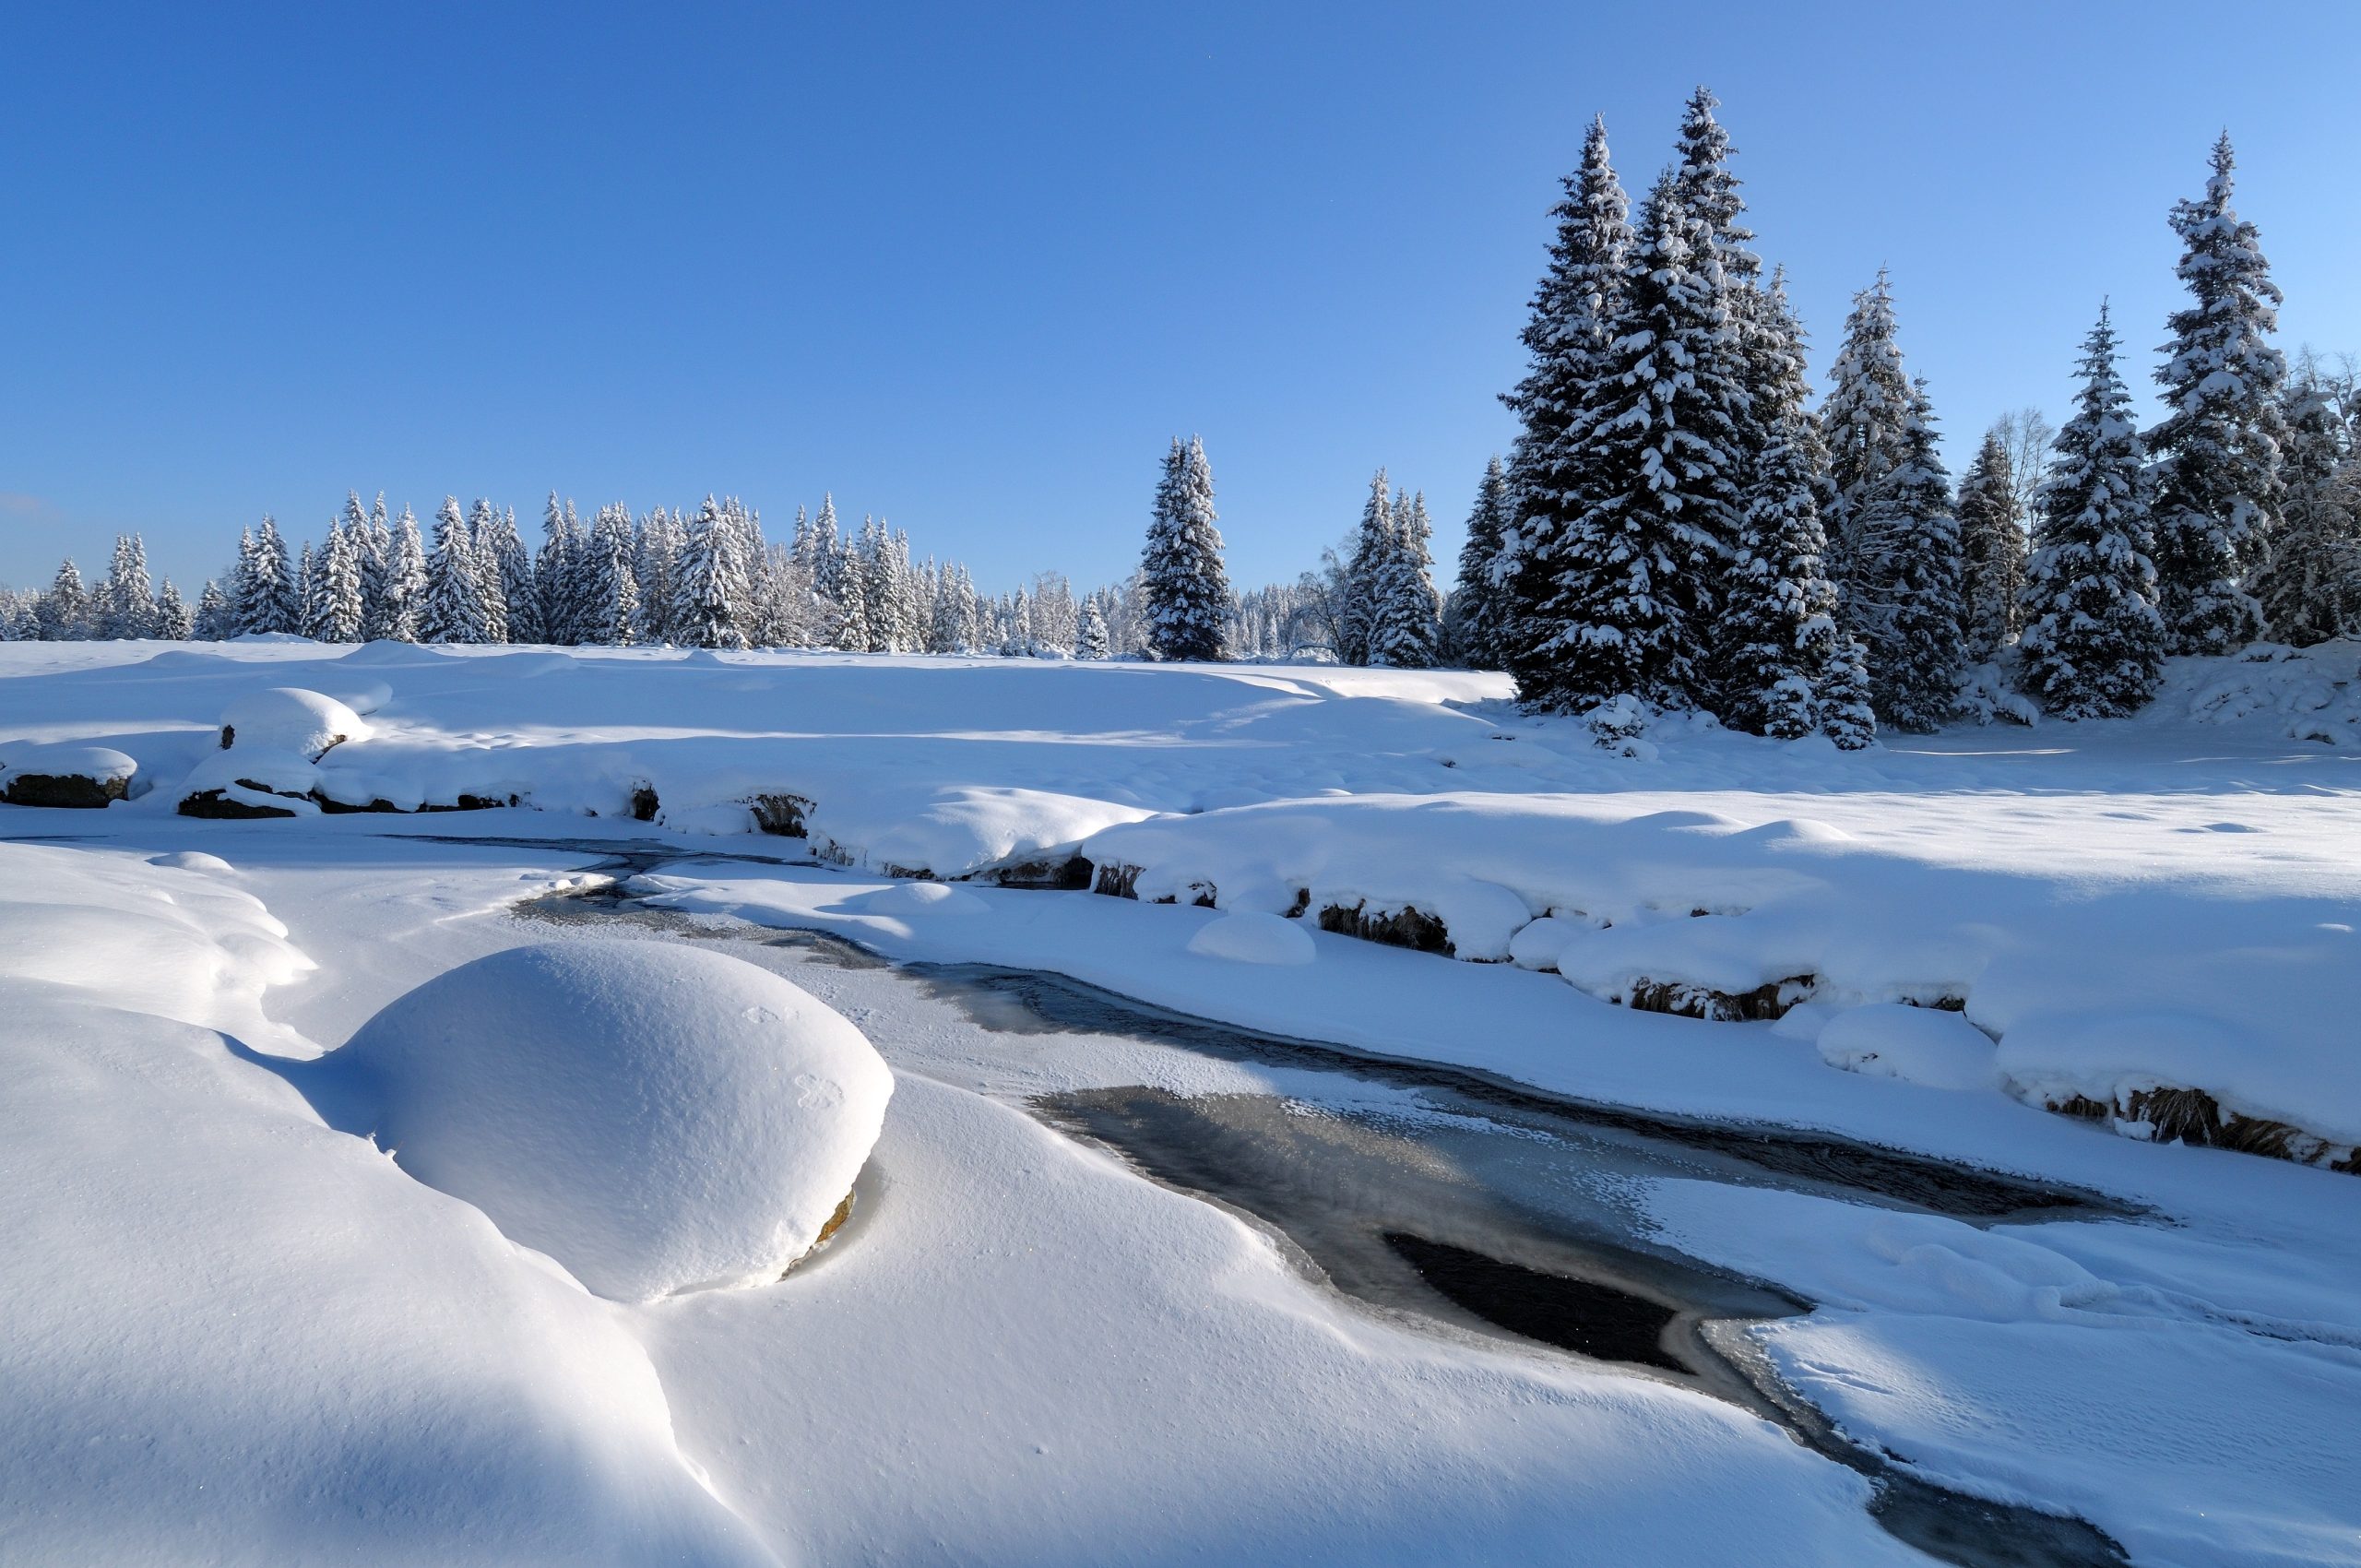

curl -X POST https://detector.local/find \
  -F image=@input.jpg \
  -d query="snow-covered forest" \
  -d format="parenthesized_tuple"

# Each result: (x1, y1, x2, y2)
(7, 96, 2355, 757)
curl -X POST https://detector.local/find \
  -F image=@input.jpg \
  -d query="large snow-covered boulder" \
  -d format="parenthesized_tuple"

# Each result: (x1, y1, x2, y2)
(332, 940, 893, 1301)
(0, 742, 137, 808)
(175, 747, 325, 818)
(219, 686, 370, 759)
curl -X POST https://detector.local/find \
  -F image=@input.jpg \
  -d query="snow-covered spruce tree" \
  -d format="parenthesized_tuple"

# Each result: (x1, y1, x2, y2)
(1076, 594, 1111, 659)
(37, 558, 91, 640)
(463, 501, 516, 643)
(1520, 171, 1740, 713)
(634, 507, 682, 645)
(193, 579, 233, 641)
(727, 500, 776, 646)
(97, 534, 156, 639)
(1498, 115, 1632, 706)
(803, 495, 845, 632)
(2254, 369, 2360, 644)
(152, 578, 194, 640)
(421, 498, 489, 644)
(2015, 306, 2166, 719)
(831, 540, 873, 652)
(536, 493, 579, 646)
(894, 532, 926, 651)
(296, 541, 323, 639)
(1140, 435, 1231, 661)
(366, 506, 427, 642)
(1673, 84, 1766, 584)
(225, 527, 257, 630)
(586, 504, 639, 646)
(1708, 273, 1873, 745)
(1370, 489, 1442, 668)
(1820, 272, 1916, 612)
(334, 493, 370, 633)
(670, 496, 748, 649)
(1851, 381, 1967, 731)
(357, 493, 391, 631)
(1339, 469, 1391, 665)
(2149, 134, 2285, 654)
(1955, 427, 2027, 664)
(241, 517, 300, 636)
(315, 519, 366, 642)
(1445, 455, 1513, 668)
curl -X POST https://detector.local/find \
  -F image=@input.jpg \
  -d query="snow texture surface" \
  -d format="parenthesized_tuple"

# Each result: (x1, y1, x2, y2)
(326, 940, 892, 1301)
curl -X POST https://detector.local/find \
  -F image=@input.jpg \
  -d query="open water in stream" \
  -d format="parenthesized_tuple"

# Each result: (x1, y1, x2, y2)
(496, 837, 2133, 1567)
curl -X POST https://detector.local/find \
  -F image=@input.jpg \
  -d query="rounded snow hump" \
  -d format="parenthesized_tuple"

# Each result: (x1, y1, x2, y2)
(328, 940, 893, 1301)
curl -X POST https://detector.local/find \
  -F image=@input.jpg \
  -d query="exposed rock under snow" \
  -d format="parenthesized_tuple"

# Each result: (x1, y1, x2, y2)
(0, 742, 138, 808)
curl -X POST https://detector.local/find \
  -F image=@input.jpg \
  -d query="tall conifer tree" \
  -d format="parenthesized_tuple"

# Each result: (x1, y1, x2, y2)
(2253, 370, 2359, 644)
(1519, 172, 1738, 711)
(2149, 134, 2284, 653)
(1140, 435, 1230, 661)
(1499, 116, 1632, 702)
(2016, 307, 2166, 718)
(1955, 428, 2028, 663)
(1446, 455, 1513, 668)
(1710, 274, 1872, 745)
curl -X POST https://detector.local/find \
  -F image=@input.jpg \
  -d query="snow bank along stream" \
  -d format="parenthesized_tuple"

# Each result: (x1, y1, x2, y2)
(6, 639, 2354, 1182)
(516, 845, 2136, 1568)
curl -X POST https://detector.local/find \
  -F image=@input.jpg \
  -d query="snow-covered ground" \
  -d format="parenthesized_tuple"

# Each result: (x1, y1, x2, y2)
(3, 637, 2357, 1565)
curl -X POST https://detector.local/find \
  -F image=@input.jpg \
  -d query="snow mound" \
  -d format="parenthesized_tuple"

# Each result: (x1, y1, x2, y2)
(322, 676, 394, 714)
(177, 747, 325, 815)
(1814, 1003, 1998, 1091)
(219, 686, 370, 759)
(150, 849, 235, 873)
(857, 881, 988, 918)
(0, 740, 138, 783)
(1507, 914, 1584, 971)
(1187, 909, 1316, 966)
(0, 742, 138, 806)
(331, 940, 893, 1301)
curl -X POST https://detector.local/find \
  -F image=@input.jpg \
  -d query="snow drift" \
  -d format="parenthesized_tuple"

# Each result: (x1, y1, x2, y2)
(326, 940, 893, 1301)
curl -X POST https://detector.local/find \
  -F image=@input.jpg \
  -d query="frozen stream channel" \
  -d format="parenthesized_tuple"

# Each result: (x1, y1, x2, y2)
(507, 842, 2135, 1568)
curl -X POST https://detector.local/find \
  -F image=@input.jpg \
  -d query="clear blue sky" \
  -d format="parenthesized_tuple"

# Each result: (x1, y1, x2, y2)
(5, 2, 2355, 599)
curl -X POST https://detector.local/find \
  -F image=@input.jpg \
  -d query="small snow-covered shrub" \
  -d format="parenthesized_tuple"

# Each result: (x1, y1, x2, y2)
(1953, 663, 2038, 727)
(1581, 695, 1656, 759)
(330, 940, 893, 1301)
(219, 686, 370, 760)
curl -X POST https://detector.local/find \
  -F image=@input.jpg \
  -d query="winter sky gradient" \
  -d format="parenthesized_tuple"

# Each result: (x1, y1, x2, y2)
(4, 1, 2356, 596)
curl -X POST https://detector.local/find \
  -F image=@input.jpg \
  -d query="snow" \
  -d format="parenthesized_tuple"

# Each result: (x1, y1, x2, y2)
(320, 940, 892, 1302)
(5, 638, 2361, 1564)
(0, 845, 769, 1566)
(852, 879, 988, 917)
(1646, 1182, 2361, 1568)
(0, 739, 139, 790)
(177, 744, 326, 811)
(1185, 908, 1317, 965)
(219, 684, 372, 759)
(1815, 1003, 1999, 1091)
